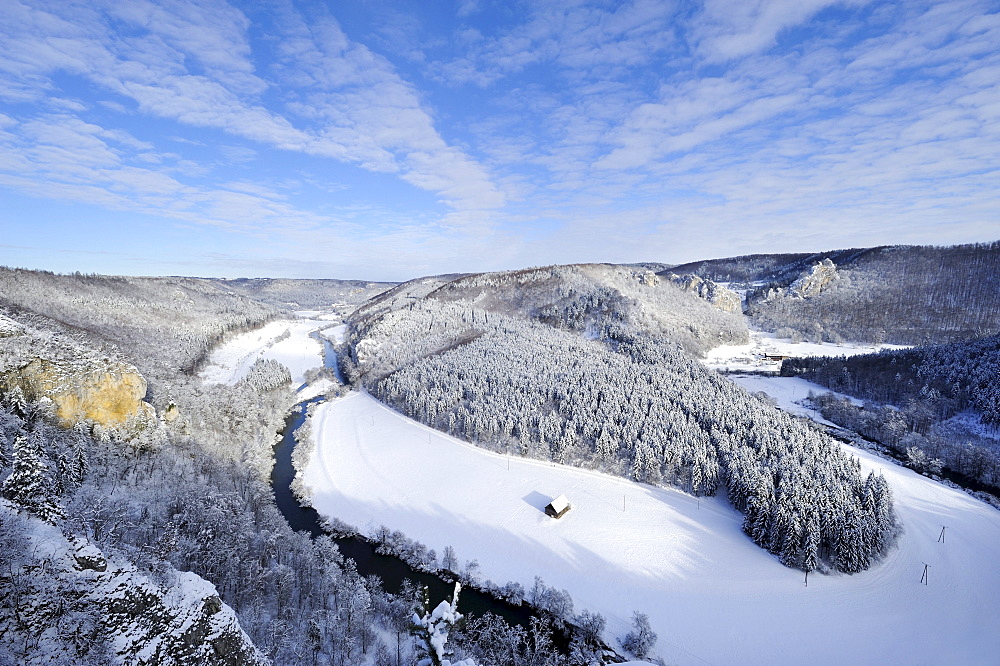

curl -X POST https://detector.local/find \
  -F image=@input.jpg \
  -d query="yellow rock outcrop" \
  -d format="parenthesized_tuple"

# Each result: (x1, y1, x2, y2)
(2, 357, 154, 428)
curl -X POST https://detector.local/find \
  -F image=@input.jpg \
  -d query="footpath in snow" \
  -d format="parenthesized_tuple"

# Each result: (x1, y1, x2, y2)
(303, 391, 1000, 666)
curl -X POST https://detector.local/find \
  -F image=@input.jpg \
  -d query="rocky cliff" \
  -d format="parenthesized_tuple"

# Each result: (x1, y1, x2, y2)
(0, 502, 268, 666)
(2, 356, 155, 428)
(788, 258, 838, 298)
(668, 273, 743, 313)
(747, 258, 839, 307)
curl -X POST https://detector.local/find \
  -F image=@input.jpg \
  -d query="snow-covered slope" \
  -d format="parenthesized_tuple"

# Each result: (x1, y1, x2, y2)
(729, 374, 863, 423)
(303, 391, 1000, 666)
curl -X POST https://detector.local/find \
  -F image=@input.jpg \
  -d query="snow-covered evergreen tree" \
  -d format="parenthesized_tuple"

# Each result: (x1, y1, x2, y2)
(2, 435, 64, 524)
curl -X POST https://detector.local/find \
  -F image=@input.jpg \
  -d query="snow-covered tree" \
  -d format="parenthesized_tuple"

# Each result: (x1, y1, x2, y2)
(412, 583, 478, 666)
(621, 611, 657, 660)
(2, 435, 64, 523)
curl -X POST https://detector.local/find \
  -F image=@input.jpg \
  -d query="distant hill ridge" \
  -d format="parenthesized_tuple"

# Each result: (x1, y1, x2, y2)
(663, 241, 1000, 345)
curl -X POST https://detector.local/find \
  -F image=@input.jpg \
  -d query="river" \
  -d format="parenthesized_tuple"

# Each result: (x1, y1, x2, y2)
(270, 338, 535, 627)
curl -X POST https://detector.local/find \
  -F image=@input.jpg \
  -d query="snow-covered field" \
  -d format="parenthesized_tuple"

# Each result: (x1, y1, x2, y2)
(729, 374, 862, 424)
(303, 391, 1000, 666)
(199, 315, 335, 388)
(702, 329, 909, 373)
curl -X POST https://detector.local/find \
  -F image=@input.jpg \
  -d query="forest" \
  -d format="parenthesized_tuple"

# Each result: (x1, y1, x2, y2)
(345, 265, 897, 575)
(7, 243, 998, 663)
(782, 335, 1000, 489)
(0, 268, 594, 665)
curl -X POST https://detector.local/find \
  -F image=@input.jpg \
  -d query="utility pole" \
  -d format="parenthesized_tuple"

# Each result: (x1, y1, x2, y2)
(921, 562, 930, 585)
(938, 526, 947, 543)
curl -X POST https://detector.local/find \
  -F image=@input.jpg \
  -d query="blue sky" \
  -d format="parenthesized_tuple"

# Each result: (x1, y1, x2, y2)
(1, 0, 998, 281)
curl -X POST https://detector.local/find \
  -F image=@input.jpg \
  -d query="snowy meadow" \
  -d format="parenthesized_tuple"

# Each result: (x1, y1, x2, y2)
(302, 391, 1000, 665)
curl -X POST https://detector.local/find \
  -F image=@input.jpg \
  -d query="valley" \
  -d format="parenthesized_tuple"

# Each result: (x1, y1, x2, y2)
(3, 244, 1000, 665)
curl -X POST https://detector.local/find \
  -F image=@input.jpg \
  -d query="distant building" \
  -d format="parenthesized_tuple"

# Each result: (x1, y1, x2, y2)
(763, 352, 794, 362)
(545, 494, 571, 519)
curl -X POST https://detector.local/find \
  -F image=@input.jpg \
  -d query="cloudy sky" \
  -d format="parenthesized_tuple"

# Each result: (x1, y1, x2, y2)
(1, 0, 997, 281)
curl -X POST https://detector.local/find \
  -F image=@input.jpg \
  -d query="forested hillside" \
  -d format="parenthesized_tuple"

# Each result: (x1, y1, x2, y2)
(0, 267, 278, 378)
(783, 335, 1000, 488)
(345, 265, 897, 574)
(217, 277, 393, 310)
(0, 268, 417, 664)
(666, 247, 881, 285)
(350, 263, 748, 365)
(666, 242, 1000, 346)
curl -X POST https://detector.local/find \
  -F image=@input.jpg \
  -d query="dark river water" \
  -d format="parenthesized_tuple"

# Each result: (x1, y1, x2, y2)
(270, 387, 535, 627)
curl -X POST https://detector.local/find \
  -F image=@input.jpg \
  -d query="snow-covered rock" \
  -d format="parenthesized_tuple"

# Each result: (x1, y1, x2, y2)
(0, 502, 267, 665)
(788, 258, 838, 298)
(668, 273, 742, 313)
(747, 258, 839, 307)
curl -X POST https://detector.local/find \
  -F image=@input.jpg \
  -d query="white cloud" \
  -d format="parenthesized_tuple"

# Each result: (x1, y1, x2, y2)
(2, 0, 998, 279)
(435, 0, 679, 86)
(692, 0, 868, 62)
(0, 0, 503, 227)
(269, 5, 505, 212)
(0, 113, 327, 233)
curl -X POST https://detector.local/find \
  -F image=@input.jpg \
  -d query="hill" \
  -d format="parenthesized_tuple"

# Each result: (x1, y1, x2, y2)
(302, 389, 1000, 665)
(782, 334, 1000, 489)
(663, 241, 1000, 345)
(343, 264, 896, 574)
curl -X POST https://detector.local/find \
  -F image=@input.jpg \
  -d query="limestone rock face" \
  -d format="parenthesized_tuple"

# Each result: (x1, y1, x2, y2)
(636, 270, 660, 286)
(789, 258, 838, 298)
(2, 357, 154, 428)
(746, 259, 839, 308)
(669, 274, 743, 313)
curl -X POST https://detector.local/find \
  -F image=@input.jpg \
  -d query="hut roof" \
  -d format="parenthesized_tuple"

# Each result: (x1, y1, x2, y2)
(548, 494, 570, 514)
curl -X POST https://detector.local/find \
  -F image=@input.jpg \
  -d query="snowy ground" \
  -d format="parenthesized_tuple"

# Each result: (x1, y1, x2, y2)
(729, 374, 862, 424)
(199, 315, 338, 389)
(303, 391, 1000, 666)
(702, 329, 909, 373)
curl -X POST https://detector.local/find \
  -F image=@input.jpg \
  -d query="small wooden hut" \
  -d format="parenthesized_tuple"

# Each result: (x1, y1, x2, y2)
(545, 494, 571, 519)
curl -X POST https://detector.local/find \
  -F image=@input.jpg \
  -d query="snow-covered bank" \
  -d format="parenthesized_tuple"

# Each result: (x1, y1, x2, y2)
(702, 329, 909, 373)
(199, 315, 338, 388)
(303, 391, 1000, 666)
